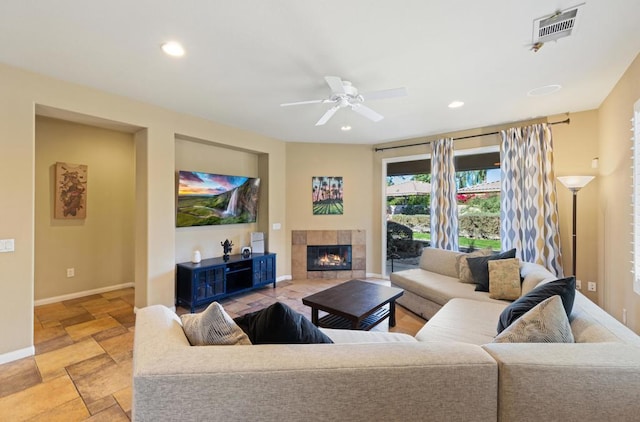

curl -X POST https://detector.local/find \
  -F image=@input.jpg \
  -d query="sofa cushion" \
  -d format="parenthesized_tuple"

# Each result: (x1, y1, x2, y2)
(416, 298, 508, 344)
(321, 328, 417, 344)
(180, 302, 252, 346)
(570, 292, 640, 345)
(493, 295, 574, 343)
(488, 258, 521, 300)
(234, 302, 333, 344)
(419, 247, 464, 278)
(391, 269, 510, 307)
(497, 276, 576, 333)
(457, 248, 494, 283)
(519, 261, 557, 295)
(468, 248, 517, 292)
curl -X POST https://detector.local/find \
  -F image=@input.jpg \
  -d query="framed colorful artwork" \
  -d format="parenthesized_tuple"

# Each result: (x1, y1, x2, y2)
(312, 176, 343, 215)
(55, 162, 88, 219)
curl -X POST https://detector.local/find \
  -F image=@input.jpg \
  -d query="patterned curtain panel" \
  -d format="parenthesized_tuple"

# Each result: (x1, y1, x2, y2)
(430, 137, 459, 251)
(500, 123, 564, 276)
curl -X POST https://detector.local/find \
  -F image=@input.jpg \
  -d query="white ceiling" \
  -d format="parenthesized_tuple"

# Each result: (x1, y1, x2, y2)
(1, 1, 639, 144)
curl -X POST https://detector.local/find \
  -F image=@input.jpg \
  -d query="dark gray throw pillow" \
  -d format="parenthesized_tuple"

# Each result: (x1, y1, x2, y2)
(496, 276, 576, 333)
(468, 248, 517, 292)
(233, 302, 334, 344)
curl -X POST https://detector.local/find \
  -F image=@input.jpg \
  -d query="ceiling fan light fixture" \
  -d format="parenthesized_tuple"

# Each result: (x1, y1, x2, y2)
(448, 100, 465, 108)
(285, 76, 406, 126)
(161, 41, 185, 57)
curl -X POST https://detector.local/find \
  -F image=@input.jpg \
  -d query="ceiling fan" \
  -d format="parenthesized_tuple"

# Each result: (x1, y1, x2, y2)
(280, 76, 407, 126)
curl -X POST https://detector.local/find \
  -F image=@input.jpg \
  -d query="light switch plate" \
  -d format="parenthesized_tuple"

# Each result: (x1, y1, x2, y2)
(0, 239, 15, 253)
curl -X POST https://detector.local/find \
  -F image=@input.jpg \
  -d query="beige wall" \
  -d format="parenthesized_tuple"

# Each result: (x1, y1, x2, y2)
(34, 117, 135, 301)
(0, 62, 287, 360)
(286, 143, 376, 274)
(174, 138, 261, 263)
(598, 53, 640, 332)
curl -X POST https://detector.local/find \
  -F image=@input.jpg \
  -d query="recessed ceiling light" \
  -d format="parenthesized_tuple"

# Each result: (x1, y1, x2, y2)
(527, 84, 562, 96)
(341, 125, 352, 131)
(448, 101, 464, 108)
(161, 41, 185, 57)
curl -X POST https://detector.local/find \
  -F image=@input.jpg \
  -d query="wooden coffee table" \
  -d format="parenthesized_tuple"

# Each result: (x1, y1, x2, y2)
(302, 279, 404, 330)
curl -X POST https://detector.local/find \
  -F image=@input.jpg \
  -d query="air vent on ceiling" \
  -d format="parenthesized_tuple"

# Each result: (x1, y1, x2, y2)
(533, 3, 585, 44)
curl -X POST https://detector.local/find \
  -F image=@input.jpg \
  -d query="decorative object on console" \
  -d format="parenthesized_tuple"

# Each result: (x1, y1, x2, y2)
(221, 239, 233, 261)
(557, 175, 595, 277)
(191, 250, 202, 264)
(176, 170, 260, 227)
(312, 176, 343, 215)
(54, 162, 88, 219)
(241, 246, 251, 258)
(251, 232, 264, 253)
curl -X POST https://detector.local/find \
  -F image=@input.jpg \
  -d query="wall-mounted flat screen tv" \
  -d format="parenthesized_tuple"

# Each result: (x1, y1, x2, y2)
(176, 171, 260, 227)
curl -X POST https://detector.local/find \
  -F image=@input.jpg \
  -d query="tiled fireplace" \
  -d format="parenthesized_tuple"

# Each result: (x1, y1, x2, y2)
(292, 230, 366, 279)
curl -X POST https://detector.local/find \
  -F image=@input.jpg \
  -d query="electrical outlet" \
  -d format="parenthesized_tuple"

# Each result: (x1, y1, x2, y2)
(575, 279, 582, 290)
(587, 281, 596, 292)
(66, 268, 75, 278)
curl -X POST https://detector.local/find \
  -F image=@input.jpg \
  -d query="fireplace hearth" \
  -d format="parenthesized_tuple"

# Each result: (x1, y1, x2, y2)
(307, 245, 352, 271)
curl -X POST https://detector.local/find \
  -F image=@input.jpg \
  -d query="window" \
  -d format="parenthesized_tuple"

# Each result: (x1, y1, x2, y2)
(632, 99, 640, 294)
(383, 147, 500, 275)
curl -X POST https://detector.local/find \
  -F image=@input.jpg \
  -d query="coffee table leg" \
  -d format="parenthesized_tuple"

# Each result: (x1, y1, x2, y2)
(311, 308, 319, 326)
(389, 301, 397, 327)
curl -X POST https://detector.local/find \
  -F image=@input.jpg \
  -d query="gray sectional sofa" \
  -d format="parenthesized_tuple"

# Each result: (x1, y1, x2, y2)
(133, 247, 640, 421)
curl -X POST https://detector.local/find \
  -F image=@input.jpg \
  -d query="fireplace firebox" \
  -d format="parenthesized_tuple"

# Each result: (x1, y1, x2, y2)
(307, 245, 352, 271)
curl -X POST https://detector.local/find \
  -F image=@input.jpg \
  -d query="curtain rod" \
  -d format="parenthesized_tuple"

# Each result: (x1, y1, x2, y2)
(374, 118, 571, 152)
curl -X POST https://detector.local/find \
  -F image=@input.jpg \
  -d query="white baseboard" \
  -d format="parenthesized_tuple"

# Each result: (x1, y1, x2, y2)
(0, 346, 34, 365)
(34, 282, 135, 306)
(367, 272, 385, 279)
(276, 275, 292, 282)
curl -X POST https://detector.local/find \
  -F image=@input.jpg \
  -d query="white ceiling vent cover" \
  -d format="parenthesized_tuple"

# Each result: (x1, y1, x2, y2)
(533, 3, 585, 44)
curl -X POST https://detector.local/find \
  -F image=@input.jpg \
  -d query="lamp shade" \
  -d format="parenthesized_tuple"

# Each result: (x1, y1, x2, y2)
(557, 176, 595, 192)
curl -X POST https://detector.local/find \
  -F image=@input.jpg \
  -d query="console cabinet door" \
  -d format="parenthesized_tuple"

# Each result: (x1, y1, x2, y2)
(253, 254, 276, 286)
(194, 265, 225, 303)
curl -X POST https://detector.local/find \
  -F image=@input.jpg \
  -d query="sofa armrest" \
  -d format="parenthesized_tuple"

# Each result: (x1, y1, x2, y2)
(482, 343, 640, 422)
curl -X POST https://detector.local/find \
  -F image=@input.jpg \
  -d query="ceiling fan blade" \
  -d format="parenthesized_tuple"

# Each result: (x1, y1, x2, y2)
(360, 87, 408, 101)
(352, 104, 384, 122)
(280, 99, 324, 107)
(315, 106, 339, 126)
(324, 76, 345, 94)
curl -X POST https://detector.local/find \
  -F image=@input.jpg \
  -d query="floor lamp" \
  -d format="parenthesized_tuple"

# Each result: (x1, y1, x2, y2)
(557, 176, 595, 276)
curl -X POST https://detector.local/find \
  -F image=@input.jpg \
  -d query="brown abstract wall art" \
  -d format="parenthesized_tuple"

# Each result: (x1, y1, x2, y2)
(55, 162, 88, 219)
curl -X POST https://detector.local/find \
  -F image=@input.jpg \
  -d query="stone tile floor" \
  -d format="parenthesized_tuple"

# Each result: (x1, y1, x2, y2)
(0, 278, 425, 421)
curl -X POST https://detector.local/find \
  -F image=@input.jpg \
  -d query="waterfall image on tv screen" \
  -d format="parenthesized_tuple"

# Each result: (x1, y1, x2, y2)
(176, 171, 260, 227)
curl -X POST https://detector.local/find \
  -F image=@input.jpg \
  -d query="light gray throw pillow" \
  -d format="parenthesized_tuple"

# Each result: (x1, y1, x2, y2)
(180, 302, 252, 346)
(493, 295, 574, 343)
